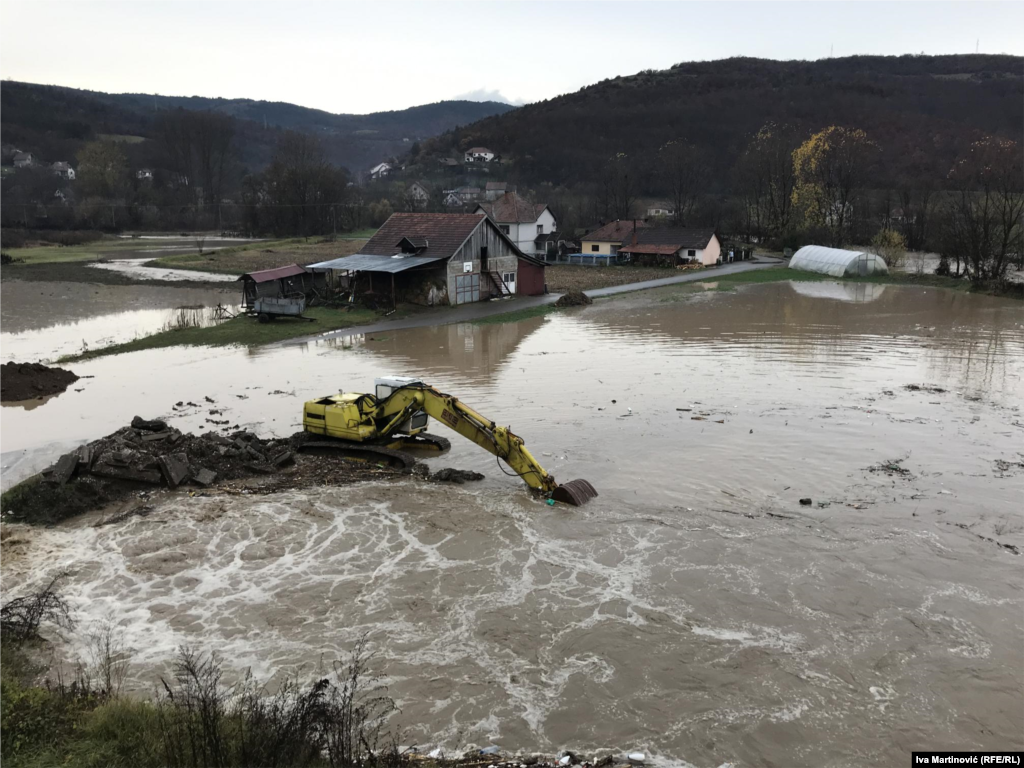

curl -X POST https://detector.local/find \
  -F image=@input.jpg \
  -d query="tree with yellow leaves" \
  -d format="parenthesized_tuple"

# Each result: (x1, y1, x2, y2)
(791, 126, 874, 247)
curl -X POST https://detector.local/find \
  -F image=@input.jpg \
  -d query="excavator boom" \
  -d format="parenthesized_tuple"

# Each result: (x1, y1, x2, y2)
(303, 378, 597, 505)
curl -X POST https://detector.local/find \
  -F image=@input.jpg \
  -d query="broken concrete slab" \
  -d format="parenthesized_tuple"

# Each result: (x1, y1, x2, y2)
(271, 449, 295, 467)
(158, 453, 191, 489)
(46, 452, 80, 485)
(193, 467, 217, 487)
(141, 430, 173, 442)
(76, 444, 94, 471)
(131, 415, 168, 432)
(91, 462, 163, 485)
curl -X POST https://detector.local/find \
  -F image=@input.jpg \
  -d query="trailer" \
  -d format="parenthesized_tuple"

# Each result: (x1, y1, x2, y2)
(252, 296, 313, 323)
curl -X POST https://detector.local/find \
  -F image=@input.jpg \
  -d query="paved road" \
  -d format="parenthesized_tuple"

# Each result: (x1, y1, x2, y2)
(282, 257, 783, 347)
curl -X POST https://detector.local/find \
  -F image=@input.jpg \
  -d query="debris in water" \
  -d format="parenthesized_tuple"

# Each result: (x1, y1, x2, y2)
(904, 384, 947, 394)
(799, 498, 812, 506)
(868, 457, 913, 477)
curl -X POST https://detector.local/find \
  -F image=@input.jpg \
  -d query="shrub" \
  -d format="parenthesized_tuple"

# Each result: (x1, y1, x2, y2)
(871, 227, 907, 271)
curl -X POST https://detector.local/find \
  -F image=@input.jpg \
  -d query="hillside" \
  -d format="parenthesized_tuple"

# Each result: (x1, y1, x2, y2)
(0, 81, 515, 173)
(425, 55, 1023, 190)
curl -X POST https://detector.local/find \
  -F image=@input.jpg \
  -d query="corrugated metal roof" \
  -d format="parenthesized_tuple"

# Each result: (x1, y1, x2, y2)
(306, 254, 449, 274)
(237, 264, 307, 283)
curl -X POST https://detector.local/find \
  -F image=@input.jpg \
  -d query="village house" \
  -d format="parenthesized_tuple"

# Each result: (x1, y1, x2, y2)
(369, 162, 392, 180)
(580, 220, 651, 263)
(13, 152, 34, 168)
(464, 147, 495, 163)
(618, 228, 722, 267)
(474, 191, 557, 259)
(645, 202, 674, 218)
(437, 157, 460, 168)
(307, 212, 546, 306)
(51, 161, 75, 180)
(485, 181, 508, 200)
(137, 168, 153, 181)
(406, 182, 430, 208)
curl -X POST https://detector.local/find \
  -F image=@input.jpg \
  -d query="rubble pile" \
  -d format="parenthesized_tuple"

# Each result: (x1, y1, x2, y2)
(1, 362, 79, 401)
(3, 416, 487, 525)
(555, 289, 594, 307)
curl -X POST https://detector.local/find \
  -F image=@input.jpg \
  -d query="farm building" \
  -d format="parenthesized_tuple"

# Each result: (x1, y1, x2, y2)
(307, 213, 546, 307)
(237, 264, 316, 310)
(789, 246, 888, 277)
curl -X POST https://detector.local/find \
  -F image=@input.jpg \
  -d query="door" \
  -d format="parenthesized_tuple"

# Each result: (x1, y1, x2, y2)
(454, 274, 481, 304)
(502, 271, 516, 295)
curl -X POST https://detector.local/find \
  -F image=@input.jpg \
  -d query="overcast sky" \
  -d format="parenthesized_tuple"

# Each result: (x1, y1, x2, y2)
(2, 1, 1022, 114)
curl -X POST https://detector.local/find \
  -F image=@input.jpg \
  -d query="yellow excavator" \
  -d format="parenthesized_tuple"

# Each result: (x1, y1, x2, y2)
(302, 377, 597, 506)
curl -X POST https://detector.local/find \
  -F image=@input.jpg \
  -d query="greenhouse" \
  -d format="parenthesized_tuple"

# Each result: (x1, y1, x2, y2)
(789, 245, 888, 277)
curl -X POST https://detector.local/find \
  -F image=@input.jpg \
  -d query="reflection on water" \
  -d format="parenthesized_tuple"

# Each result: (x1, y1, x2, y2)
(3, 282, 1023, 766)
(0, 281, 238, 362)
(790, 280, 887, 302)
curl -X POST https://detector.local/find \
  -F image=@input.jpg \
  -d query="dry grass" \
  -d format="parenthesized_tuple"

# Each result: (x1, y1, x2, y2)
(544, 264, 680, 292)
(149, 238, 369, 274)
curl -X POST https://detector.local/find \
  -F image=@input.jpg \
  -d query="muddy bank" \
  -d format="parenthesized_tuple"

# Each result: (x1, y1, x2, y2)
(0, 362, 79, 402)
(1, 418, 479, 525)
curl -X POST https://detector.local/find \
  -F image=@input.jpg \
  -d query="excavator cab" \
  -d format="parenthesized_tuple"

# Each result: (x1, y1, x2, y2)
(301, 377, 598, 506)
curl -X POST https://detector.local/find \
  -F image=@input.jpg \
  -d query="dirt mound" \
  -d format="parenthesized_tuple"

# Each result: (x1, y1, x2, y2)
(555, 289, 593, 307)
(1, 362, 79, 402)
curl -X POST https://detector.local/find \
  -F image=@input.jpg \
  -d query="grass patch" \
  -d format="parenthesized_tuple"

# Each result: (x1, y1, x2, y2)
(60, 305, 386, 361)
(470, 303, 558, 325)
(1, 238, 154, 265)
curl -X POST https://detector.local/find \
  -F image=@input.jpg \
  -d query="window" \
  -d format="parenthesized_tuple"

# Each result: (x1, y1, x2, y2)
(591, 244, 599, 252)
(688, 249, 696, 257)
(480, 246, 488, 259)
(537, 224, 544, 234)
(500, 225, 510, 235)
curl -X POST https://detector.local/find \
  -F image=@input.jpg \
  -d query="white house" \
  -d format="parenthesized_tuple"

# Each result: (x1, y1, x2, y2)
(485, 181, 508, 200)
(464, 147, 495, 163)
(475, 191, 557, 258)
(13, 152, 34, 168)
(137, 168, 153, 181)
(369, 162, 392, 180)
(645, 203, 674, 218)
(51, 161, 76, 180)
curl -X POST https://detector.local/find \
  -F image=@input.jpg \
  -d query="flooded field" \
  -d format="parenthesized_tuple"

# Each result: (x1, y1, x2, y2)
(0, 280, 238, 363)
(2, 281, 1023, 766)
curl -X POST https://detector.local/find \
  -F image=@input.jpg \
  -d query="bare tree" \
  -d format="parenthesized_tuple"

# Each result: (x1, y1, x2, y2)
(940, 137, 1023, 284)
(660, 140, 710, 226)
(736, 123, 797, 245)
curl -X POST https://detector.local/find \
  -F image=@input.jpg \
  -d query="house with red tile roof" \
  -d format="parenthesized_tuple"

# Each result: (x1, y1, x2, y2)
(618, 228, 721, 267)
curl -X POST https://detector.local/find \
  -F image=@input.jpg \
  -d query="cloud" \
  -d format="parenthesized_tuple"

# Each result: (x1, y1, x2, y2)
(451, 87, 526, 106)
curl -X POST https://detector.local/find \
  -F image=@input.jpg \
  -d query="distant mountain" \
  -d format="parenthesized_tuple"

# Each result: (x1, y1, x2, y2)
(423, 54, 1023, 189)
(0, 81, 516, 172)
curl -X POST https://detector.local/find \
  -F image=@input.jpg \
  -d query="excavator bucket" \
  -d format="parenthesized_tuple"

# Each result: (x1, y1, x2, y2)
(551, 479, 599, 506)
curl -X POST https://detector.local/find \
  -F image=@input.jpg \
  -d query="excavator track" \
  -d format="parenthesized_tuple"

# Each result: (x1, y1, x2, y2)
(299, 440, 417, 471)
(385, 433, 452, 454)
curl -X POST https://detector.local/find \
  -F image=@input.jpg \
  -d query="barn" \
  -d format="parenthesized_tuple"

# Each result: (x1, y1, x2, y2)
(308, 213, 546, 307)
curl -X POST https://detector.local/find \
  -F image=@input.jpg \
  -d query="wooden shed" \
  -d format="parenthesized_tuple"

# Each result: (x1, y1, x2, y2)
(237, 264, 313, 310)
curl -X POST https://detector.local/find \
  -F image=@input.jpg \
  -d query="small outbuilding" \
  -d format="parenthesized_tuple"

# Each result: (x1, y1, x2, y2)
(237, 264, 314, 310)
(789, 246, 888, 277)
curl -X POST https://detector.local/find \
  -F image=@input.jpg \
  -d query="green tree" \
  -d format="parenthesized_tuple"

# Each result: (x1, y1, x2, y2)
(792, 126, 874, 246)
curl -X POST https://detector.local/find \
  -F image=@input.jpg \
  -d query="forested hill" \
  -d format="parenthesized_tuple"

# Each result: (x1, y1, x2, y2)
(425, 54, 1023, 188)
(0, 81, 515, 172)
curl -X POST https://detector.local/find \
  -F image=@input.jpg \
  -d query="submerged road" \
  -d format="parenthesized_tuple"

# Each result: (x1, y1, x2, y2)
(284, 256, 783, 346)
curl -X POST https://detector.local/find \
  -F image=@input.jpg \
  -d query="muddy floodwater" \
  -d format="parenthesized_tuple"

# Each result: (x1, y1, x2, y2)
(0, 281, 238, 363)
(2, 281, 1023, 766)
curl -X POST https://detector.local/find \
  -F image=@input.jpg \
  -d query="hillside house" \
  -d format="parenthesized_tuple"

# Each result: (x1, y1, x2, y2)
(464, 147, 495, 163)
(580, 220, 650, 263)
(307, 213, 546, 306)
(13, 152, 34, 168)
(51, 161, 75, 180)
(485, 181, 508, 200)
(618, 228, 722, 267)
(645, 203, 674, 218)
(406, 182, 430, 208)
(475, 191, 557, 259)
(137, 168, 153, 181)
(437, 157, 460, 168)
(369, 162, 392, 180)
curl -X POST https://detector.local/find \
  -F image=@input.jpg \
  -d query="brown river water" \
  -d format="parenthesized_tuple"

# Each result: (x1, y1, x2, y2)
(2, 281, 1023, 767)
